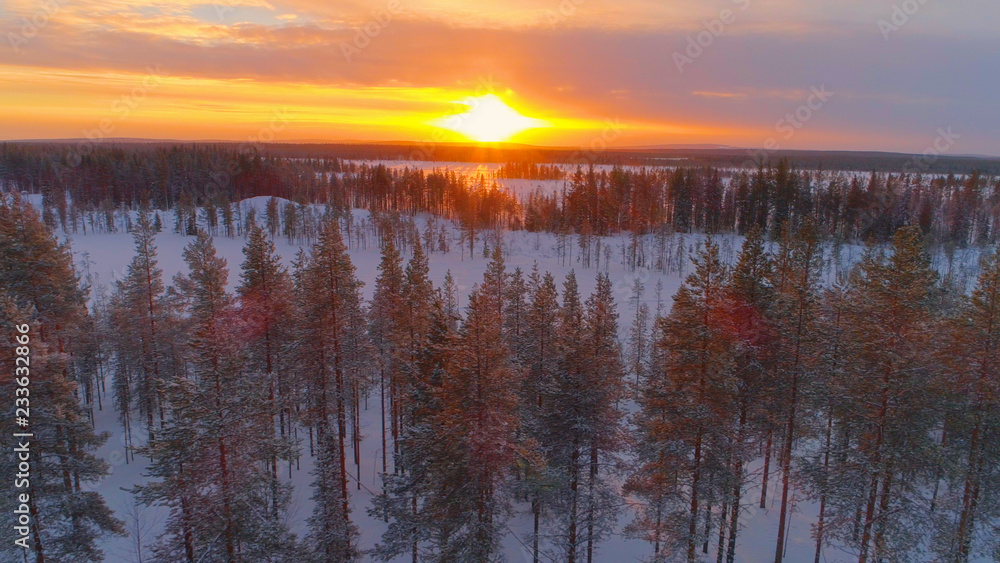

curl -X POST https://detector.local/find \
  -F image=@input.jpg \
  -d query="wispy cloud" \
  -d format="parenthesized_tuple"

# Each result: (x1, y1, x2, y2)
(1, 0, 997, 153)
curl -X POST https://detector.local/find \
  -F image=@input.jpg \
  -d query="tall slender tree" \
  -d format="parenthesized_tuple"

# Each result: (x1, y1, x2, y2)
(0, 196, 125, 562)
(137, 230, 299, 562)
(837, 227, 940, 562)
(237, 223, 296, 518)
(772, 220, 823, 563)
(934, 249, 1000, 561)
(111, 207, 167, 444)
(296, 219, 365, 561)
(626, 238, 733, 562)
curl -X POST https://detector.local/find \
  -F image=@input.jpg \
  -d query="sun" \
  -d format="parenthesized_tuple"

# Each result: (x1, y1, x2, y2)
(429, 94, 549, 143)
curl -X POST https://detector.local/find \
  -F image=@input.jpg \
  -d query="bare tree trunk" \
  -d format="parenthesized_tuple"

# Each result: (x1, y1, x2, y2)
(760, 430, 772, 508)
(568, 438, 579, 563)
(689, 429, 703, 563)
(587, 444, 598, 563)
(956, 408, 983, 563)
(814, 412, 833, 563)
(716, 501, 728, 563)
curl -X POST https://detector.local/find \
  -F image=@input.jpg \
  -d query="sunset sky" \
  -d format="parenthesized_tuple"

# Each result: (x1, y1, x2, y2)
(1, 0, 998, 154)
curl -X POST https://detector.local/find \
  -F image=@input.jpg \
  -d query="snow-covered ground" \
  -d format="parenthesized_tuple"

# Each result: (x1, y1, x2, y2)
(42, 195, 985, 562)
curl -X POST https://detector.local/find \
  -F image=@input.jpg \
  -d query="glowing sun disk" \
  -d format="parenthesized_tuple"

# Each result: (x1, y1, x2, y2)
(430, 94, 549, 142)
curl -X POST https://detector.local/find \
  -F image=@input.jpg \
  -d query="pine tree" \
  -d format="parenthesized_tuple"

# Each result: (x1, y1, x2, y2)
(580, 273, 626, 562)
(520, 267, 561, 562)
(771, 220, 823, 563)
(370, 235, 405, 478)
(0, 196, 125, 562)
(396, 239, 435, 463)
(266, 197, 280, 238)
(430, 283, 522, 560)
(137, 230, 299, 562)
(933, 249, 1000, 561)
(390, 254, 522, 561)
(835, 226, 940, 562)
(442, 270, 459, 327)
(504, 266, 530, 365)
(626, 238, 733, 562)
(110, 207, 166, 445)
(369, 239, 435, 562)
(721, 225, 775, 563)
(295, 219, 364, 561)
(371, 296, 456, 562)
(802, 282, 850, 563)
(237, 223, 296, 519)
(534, 271, 624, 561)
(627, 277, 649, 385)
(538, 270, 589, 561)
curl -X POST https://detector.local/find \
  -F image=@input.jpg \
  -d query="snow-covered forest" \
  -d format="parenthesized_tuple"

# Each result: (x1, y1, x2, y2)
(2, 146, 999, 563)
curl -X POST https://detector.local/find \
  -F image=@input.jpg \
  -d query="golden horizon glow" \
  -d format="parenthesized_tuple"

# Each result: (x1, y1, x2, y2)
(0, 64, 807, 150)
(428, 94, 550, 143)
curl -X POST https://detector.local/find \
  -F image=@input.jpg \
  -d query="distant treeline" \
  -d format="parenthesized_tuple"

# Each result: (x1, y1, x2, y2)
(2, 143, 999, 246)
(524, 162, 1000, 246)
(7, 140, 1000, 174)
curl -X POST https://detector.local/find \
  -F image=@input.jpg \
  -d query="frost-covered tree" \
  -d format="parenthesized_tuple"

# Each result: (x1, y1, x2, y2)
(534, 271, 624, 562)
(580, 273, 627, 561)
(719, 225, 775, 563)
(369, 235, 405, 477)
(136, 230, 299, 562)
(627, 277, 650, 385)
(626, 238, 733, 562)
(110, 207, 167, 444)
(829, 227, 941, 562)
(518, 266, 561, 560)
(371, 296, 455, 562)
(0, 196, 125, 562)
(295, 219, 365, 561)
(933, 249, 1000, 561)
(770, 220, 823, 563)
(237, 223, 296, 518)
